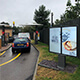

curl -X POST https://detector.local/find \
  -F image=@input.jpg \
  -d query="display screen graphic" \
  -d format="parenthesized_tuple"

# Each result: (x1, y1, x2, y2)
(49, 28, 61, 53)
(62, 27, 77, 57)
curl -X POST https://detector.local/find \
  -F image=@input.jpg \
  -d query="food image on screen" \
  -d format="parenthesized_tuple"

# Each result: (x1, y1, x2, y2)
(63, 41, 76, 51)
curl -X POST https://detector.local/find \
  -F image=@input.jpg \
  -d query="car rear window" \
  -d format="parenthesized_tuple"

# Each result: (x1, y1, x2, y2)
(18, 33, 29, 38)
(14, 38, 27, 42)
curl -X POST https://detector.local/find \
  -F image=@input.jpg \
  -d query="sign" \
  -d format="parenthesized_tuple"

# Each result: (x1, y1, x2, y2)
(49, 26, 77, 57)
(2, 32, 5, 35)
(36, 31, 38, 34)
(13, 21, 15, 26)
(38, 33, 40, 40)
(49, 28, 61, 53)
(62, 27, 77, 57)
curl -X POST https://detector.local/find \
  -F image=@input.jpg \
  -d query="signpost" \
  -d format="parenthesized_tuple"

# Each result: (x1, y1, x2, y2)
(0, 36, 1, 49)
(2, 25, 5, 46)
(13, 21, 15, 26)
(49, 26, 78, 69)
(13, 21, 15, 36)
(51, 13, 54, 27)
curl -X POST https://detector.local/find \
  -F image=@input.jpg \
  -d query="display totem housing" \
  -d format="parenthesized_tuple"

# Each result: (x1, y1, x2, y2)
(49, 26, 80, 69)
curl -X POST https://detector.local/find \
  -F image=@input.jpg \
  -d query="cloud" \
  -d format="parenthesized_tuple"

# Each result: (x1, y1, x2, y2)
(0, 0, 75, 26)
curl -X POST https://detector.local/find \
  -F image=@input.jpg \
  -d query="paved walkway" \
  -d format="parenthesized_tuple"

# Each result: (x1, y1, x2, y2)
(0, 44, 11, 52)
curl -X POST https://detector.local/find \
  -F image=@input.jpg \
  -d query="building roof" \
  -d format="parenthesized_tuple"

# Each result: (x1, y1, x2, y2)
(0, 24, 12, 29)
(20, 22, 43, 27)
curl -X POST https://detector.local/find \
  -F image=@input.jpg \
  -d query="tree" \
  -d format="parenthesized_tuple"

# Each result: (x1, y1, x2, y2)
(62, 0, 73, 21)
(1, 21, 10, 25)
(66, 0, 72, 8)
(54, 19, 61, 25)
(55, 0, 80, 24)
(22, 26, 31, 32)
(65, 0, 79, 20)
(34, 5, 50, 30)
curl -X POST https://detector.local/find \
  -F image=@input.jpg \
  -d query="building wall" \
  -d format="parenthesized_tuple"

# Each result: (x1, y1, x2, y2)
(5, 29, 12, 37)
(0, 29, 2, 36)
(0, 29, 12, 37)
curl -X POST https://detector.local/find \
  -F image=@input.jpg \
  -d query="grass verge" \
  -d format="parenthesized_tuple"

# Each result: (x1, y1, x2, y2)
(31, 40, 80, 80)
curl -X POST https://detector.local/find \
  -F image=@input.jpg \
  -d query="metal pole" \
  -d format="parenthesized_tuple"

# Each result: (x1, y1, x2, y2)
(2, 25, 5, 46)
(51, 13, 54, 27)
(13, 21, 15, 36)
(57, 27, 66, 69)
(35, 26, 38, 44)
(57, 54, 66, 69)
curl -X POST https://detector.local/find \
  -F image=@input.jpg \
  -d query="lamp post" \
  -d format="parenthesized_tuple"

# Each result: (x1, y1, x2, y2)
(35, 26, 38, 44)
(13, 21, 15, 36)
(51, 12, 54, 27)
(2, 25, 5, 46)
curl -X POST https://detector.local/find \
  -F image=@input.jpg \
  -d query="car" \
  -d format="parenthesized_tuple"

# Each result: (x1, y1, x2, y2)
(18, 33, 30, 40)
(12, 37, 31, 53)
(9, 36, 14, 43)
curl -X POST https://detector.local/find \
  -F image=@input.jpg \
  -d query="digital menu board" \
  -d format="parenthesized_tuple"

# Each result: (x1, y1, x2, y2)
(62, 27, 77, 57)
(49, 26, 77, 57)
(49, 28, 61, 53)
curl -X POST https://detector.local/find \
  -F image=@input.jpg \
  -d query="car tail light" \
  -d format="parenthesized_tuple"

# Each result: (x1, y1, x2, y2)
(12, 43, 14, 47)
(26, 42, 29, 47)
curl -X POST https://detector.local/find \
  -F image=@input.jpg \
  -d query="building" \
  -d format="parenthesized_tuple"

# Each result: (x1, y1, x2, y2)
(0, 24, 12, 37)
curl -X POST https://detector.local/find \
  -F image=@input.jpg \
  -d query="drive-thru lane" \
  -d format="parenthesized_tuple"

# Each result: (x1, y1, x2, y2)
(0, 45, 39, 80)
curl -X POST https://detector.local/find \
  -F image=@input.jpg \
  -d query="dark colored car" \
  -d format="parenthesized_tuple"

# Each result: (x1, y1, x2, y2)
(12, 37, 31, 53)
(9, 36, 14, 43)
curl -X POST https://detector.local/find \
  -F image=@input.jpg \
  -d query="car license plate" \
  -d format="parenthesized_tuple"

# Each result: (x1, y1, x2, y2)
(17, 44, 24, 46)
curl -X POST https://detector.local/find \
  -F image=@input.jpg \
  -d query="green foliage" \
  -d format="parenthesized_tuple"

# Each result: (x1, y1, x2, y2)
(66, 0, 72, 7)
(22, 25, 35, 32)
(38, 77, 52, 80)
(54, 19, 61, 25)
(12, 26, 22, 34)
(34, 5, 50, 30)
(32, 40, 80, 80)
(0, 21, 10, 25)
(55, 0, 80, 25)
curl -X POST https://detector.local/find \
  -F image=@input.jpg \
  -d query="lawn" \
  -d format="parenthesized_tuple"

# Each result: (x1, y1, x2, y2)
(31, 40, 80, 80)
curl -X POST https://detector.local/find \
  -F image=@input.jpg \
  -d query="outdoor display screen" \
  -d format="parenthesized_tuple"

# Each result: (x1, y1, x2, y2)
(49, 26, 77, 57)
(49, 28, 61, 53)
(62, 27, 77, 57)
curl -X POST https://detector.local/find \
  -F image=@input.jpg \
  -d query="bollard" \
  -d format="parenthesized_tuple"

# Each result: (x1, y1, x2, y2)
(0, 36, 2, 49)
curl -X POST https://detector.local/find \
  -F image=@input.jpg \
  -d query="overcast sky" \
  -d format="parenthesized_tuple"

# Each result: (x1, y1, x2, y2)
(0, 0, 75, 26)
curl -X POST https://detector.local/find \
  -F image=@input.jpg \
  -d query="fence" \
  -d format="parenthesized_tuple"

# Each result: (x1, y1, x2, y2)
(60, 18, 80, 26)
(39, 28, 49, 45)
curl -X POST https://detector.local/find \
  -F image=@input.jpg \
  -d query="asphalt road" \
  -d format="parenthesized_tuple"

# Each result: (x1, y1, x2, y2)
(0, 45, 39, 80)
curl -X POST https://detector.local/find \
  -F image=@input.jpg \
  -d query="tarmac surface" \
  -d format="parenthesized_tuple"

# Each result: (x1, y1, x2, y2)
(0, 45, 39, 80)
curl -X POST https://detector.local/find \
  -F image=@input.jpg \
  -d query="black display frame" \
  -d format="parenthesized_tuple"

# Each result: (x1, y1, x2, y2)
(49, 26, 78, 58)
(49, 26, 61, 54)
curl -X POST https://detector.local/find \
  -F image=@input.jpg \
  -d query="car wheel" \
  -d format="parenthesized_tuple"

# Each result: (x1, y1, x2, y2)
(12, 48, 15, 53)
(27, 47, 31, 53)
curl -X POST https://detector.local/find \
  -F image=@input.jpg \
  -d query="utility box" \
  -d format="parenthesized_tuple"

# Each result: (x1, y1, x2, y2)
(0, 36, 2, 49)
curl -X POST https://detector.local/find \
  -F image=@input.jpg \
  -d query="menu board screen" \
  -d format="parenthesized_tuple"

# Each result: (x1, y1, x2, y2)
(49, 28, 61, 53)
(62, 27, 77, 57)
